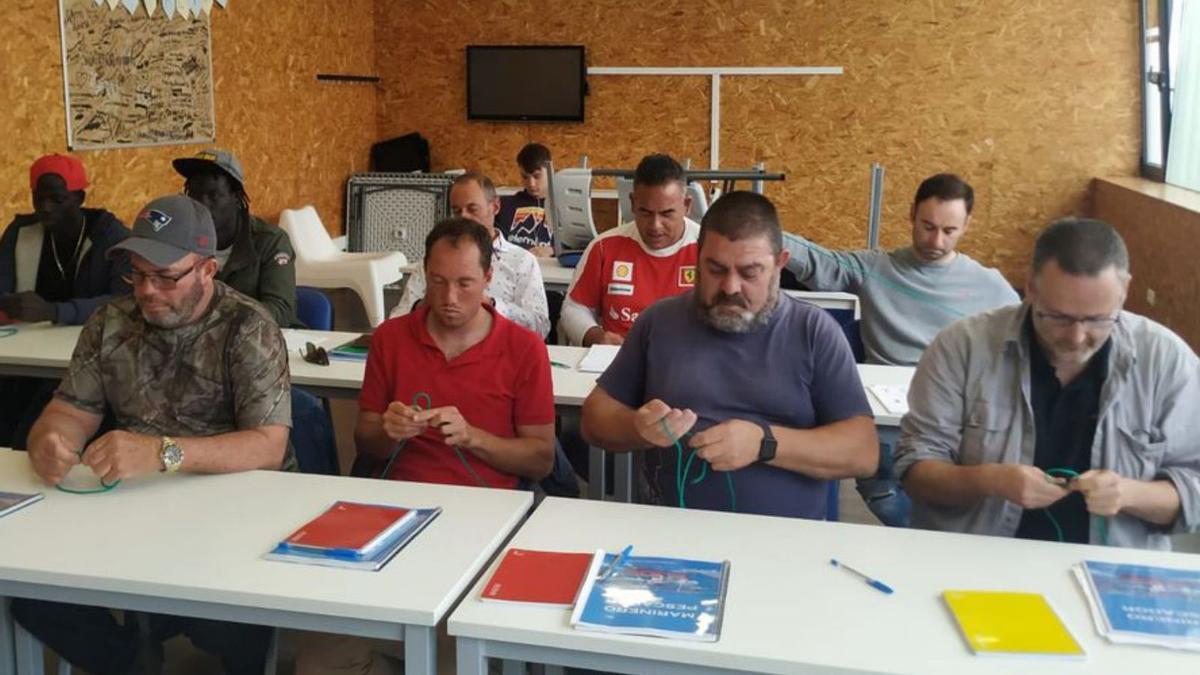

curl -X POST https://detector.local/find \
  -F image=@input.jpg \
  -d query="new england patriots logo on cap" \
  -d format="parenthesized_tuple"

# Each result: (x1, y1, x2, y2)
(139, 209, 173, 232)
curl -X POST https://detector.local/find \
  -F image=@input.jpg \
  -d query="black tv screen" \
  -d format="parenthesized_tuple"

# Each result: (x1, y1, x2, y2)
(466, 46, 585, 122)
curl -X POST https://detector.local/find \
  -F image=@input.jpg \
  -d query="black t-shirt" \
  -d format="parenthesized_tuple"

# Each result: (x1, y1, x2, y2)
(34, 230, 84, 303)
(1015, 318, 1111, 543)
(497, 190, 551, 250)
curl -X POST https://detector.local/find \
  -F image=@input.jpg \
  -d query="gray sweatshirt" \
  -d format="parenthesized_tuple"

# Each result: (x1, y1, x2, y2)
(782, 233, 1019, 365)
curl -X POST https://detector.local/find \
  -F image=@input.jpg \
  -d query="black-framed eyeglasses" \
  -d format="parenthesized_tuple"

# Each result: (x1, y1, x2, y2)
(121, 263, 201, 291)
(1033, 309, 1121, 330)
(300, 342, 329, 366)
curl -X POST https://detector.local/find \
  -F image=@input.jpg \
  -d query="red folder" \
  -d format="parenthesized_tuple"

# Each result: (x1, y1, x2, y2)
(283, 501, 414, 555)
(482, 548, 594, 606)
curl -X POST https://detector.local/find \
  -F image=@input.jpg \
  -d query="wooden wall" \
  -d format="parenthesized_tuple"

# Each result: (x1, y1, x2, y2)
(1091, 177, 1200, 351)
(0, 0, 376, 234)
(375, 0, 1141, 281)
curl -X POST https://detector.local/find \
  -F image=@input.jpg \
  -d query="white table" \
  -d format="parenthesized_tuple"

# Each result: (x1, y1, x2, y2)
(0, 324, 912, 503)
(0, 324, 596, 408)
(535, 257, 575, 295)
(450, 497, 1200, 675)
(286, 329, 595, 407)
(0, 450, 532, 675)
(0, 324, 78, 379)
(783, 289, 860, 319)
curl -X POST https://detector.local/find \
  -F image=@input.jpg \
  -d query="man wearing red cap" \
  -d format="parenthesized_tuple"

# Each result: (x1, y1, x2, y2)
(0, 154, 131, 447)
(0, 154, 130, 323)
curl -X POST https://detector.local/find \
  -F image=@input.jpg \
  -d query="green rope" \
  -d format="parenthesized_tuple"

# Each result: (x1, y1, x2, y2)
(55, 448, 120, 495)
(1042, 467, 1109, 545)
(379, 392, 490, 488)
(659, 418, 736, 512)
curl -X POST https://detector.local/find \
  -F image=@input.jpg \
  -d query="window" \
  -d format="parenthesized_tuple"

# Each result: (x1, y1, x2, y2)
(1142, 0, 1197, 188)
(1142, 0, 1171, 178)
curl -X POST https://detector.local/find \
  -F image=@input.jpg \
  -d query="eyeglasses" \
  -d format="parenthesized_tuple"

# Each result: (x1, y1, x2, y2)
(300, 342, 329, 366)
(1033, 309, 1121, 330)
(122, 263, 200, 291)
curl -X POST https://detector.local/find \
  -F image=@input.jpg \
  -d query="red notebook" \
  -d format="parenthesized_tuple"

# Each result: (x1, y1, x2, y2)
(282, 501, 415, 556)
(482, 548, 594, 606)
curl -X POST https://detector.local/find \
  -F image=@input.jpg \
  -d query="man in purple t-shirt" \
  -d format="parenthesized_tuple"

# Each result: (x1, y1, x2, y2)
(581, 192, 878, 518)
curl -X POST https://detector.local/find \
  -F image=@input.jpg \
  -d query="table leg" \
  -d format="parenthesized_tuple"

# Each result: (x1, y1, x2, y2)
(586, 445, 605, 500)
(403, 625, 436, 675)
(613, 452, 632, 503)
(12, 621, 43, 675)
(0, 597, 14, 675)
(454, 637, 487, 675)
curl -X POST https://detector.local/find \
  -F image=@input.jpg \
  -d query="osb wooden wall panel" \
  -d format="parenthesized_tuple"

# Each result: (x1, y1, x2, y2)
(376, 0, 1139, 282)
(1, 0, 376, 235)
(1091, 178, 1200, 351)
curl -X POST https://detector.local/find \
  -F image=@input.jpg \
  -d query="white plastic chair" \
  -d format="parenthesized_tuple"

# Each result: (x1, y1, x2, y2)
(279, 206, 407, 327)
(685, 181, 709, 221)
(549, 168, 598, 254)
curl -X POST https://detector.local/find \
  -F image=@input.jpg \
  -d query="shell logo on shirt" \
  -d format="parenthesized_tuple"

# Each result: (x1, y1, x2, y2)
(678, 265, 696, 287)
(612, 261, 634, 282)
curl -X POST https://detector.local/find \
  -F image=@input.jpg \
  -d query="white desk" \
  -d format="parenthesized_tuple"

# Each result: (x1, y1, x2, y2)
(286, 330, 595, 407)
(0, 450, 532, 675)
(0, 324, 596, 408)
(0, 324, 912, 502)
(783, 289, 860, 319)
(450, 497, 1200, 675)
(535, 257, 575, 294)
(0, 324, 79, 379)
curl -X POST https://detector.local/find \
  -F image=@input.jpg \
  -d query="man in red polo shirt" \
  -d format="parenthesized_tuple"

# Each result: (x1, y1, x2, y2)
(355, 217, 555, 489)
(297, 218, 556, 675)
(560, 153, 701, 346)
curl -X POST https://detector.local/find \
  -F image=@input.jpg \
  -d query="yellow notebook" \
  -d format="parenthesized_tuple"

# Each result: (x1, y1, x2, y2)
(943, 590, 1085, 659)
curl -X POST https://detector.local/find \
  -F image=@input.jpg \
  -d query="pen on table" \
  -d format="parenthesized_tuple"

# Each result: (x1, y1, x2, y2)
(830, 558, 893, 595)
(550, 360, 572, 369)
(603, 544, 633, 579)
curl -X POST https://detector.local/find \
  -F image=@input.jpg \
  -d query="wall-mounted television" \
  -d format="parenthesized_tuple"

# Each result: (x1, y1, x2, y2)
(466, 45, 586, 122)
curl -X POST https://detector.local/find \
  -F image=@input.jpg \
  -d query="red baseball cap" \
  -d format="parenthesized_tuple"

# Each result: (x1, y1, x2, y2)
(30, 154, 88, 192)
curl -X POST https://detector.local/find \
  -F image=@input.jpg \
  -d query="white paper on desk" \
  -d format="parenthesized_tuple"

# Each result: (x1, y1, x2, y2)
(577, 345, 621, 373)
(868, 385, 909, 416)
(282, 330, 336, 355)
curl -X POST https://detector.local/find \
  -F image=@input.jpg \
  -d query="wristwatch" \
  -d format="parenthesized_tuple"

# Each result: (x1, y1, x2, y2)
(756, 423, 777, 463)
(159, 436, 184, 473)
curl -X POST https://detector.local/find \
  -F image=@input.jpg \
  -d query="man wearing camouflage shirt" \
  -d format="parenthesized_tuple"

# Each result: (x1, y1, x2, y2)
(15, 195, 292, 675)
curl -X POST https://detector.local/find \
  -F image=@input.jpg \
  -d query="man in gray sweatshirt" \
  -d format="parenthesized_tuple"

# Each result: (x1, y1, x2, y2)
(783, 173, 1019, 525)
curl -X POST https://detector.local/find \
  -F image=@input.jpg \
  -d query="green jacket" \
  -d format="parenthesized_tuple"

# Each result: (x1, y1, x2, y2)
(218, 215, 302, 328)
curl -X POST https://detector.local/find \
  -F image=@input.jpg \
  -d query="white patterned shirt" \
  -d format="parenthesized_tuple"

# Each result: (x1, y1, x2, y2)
(391, 232, 550, 338)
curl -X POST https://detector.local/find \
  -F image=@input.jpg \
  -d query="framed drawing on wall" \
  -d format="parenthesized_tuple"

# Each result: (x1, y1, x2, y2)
(57, 0, 216, 150)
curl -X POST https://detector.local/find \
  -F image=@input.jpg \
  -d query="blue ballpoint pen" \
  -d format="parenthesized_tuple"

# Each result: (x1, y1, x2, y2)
(603, 545, 633, 579)
(830, 558, 894, 595)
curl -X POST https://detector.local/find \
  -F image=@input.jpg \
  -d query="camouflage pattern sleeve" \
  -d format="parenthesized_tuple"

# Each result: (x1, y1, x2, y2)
(227, 306, 292, 430)
(54, 306, 111, 415)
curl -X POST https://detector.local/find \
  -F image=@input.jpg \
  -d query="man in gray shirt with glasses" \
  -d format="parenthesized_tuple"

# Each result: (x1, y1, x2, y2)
(895, 218, 1200, 550)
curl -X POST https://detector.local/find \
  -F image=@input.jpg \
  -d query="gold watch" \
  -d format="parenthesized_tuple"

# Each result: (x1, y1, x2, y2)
(159, 436, 184, 473)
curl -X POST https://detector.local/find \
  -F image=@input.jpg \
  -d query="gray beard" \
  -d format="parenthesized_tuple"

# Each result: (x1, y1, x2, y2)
(695, 284, 780, 334)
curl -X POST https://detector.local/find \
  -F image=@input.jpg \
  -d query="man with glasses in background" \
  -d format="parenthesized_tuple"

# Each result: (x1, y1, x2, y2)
(895, 218, 1200, 550)
(15, 195, 292, 675)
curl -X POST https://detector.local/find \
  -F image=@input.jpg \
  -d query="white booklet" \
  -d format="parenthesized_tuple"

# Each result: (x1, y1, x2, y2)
(0, 491, 43, 519)
(868, 385, 909, 416)
(577, 345, 621, 373)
